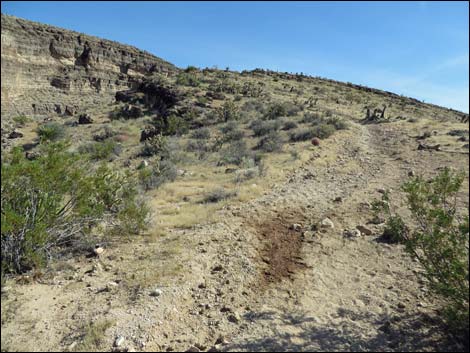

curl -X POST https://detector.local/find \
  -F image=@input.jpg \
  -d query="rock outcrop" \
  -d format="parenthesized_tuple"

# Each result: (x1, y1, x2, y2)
(1, 14, 178, 119)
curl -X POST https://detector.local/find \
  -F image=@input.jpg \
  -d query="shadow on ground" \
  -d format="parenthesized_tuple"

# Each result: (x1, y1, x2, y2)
(223, 308, 467, 352)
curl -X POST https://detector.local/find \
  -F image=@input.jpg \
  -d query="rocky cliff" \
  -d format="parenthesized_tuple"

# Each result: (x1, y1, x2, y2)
(1, 14, 178, 119)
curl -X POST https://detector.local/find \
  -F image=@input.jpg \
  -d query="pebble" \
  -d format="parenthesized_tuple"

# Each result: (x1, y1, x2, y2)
(356, 225, 372, 235)
(114, 336, 125, 347)
(150, 288, 163, 297)
(320, 218, 335, 229)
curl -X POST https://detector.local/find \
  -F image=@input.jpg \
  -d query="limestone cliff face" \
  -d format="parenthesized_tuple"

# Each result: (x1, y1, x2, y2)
(1, 14, 178, 118)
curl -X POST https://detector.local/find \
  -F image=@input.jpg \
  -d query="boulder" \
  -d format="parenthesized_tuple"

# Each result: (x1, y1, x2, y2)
(78, 113, 93, 124)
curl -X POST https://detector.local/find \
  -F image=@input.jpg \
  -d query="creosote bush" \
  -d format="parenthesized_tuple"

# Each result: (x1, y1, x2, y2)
(37, 122, 65, 143)
(1, 142, 149, 274)
(373, 168, 469, 336)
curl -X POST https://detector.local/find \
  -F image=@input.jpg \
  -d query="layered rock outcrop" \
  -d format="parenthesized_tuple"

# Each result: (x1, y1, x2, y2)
(1, 14, 178, 119)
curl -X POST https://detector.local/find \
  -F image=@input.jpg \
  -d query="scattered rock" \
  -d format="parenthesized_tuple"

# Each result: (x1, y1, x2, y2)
(311, 137, 321, 146)
(356, 225, 372, 236)
(290, 223, 302, 231)
(227, 312, 241, 323)
(114, 336, 125, 347)
(408, 170, 415, 177)
(8, 131, 23, 139)
(150, 288, 163, 297)
(138, 160, 149, 169)
(320, 218, 334, 229)
(211, 265, 224, 272)
(78, 113, 93, 124)
(93, 245, 105, 257)
(68, 341, 78, 350)
(334, 196, 343, 203)
(344, 229, 361, 238)
(25, 151, 40, 160)
(185, 346, 200, 352)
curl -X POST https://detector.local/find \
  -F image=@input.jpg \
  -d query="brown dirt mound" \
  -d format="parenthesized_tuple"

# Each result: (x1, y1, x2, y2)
(255, 218, 307, 286)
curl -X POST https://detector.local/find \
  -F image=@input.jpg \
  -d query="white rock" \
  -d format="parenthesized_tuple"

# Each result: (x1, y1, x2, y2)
(150, 288, 163, 297)
(320, 218, 334, 229)
(114, 336, 125, 347)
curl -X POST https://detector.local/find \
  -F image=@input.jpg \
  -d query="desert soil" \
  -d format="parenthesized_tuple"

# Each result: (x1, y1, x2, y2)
(1, 120, 469, 352)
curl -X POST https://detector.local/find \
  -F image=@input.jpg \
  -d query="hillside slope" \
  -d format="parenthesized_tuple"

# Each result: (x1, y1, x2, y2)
(1, 15, 469, 353)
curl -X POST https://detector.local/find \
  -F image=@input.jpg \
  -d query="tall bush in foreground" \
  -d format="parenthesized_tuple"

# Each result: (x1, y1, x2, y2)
(374, 168, 469, 335)
(1, 142, 149, 274)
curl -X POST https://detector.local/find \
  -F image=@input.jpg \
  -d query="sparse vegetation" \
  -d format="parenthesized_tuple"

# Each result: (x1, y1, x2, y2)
(1, 142, 149, 274)
(374, 168, 469, 335)
(37, 122, 65, 143)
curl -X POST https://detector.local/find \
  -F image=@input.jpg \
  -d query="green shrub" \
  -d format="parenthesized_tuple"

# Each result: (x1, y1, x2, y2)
(151, 114, 188, 136)
(13, 115, 31, 127)
(1, 143, 149, 274)
(374, 169, 469, 334)
(264, 103, 287, 120)
(282, 121, 298, 130)
(250, 119, 281, 137)
(289, 128, 316, 142)
(140, 134, 169, 158)
(220, 140, 251, 166)
(327, 116, 349, 130)
(311, 123, 336, 139)
(79, 140, 122, 160)
(37, 122, 65, 143)
(202, 188, 236, 203)
(216, 101, 240, 122)
(138, 160, 177, 191)
(256, 131, 284, 152)
(302, 112, 324, 125)
(176, 72, 200, 87)
(190, 127, 211, 140)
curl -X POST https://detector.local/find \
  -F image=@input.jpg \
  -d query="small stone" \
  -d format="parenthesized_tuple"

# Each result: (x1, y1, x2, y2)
(303, 230, 315, 238)
(78, 113, 93, 124)
(377, 188, 386, 194)
(334, 196, 343, 203)
(320, 218, 334, 229)
(227, 312, 240, 323)
(150, 288, 163, 297)
(185, 346, 200, 352)
(211, 265, 223, 272)
(8, 131, 23, 139)
(290, 223, 302, 231)
(68, 341, 78, 350)
(344, 229, 361, 238)
(114, 336, 125, 347)
(356, 225, 372, 235)
(93, 245, 105, 256)
(408, 170, 415, 177)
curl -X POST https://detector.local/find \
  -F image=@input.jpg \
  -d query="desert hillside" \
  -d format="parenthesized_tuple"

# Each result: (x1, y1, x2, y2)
(1, 14, 469, 352)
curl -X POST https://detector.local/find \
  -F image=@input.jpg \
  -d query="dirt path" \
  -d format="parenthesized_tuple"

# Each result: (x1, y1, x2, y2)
(2, 121, 468, 352)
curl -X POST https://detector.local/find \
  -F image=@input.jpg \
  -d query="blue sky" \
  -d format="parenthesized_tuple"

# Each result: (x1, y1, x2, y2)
(2, 1, 469, 112)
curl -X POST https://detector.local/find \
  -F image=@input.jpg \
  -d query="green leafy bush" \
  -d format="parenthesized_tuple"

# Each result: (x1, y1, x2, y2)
(190, 127, 211, 140)
(374, 168, 469, 334)
(176, 72, 200, 87)
(216, 101, 240, 122)
(140, 134, 169, 158)
(311, 123, 336, 139)
(1, 143, 149, 274)
(256, 131, 284, 152)
(250, 119, 281, 137)
(79, 140, 122, 160)
(13, 115, 31, 127)
(220, 140, 252, 166)
(202, 188, 236, 203)
(138, 160, 177, 191)
(289, 128, 316, 142)
(37, 122, 65, 143)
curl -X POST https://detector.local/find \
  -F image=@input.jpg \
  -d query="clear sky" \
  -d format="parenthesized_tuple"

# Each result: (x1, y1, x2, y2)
(2, 1, 469, 112)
